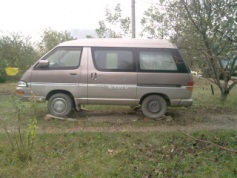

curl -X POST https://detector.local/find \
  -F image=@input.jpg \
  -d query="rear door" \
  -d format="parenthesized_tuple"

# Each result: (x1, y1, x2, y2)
(136, 48, 192, 100)
(87, 47, 137, 105)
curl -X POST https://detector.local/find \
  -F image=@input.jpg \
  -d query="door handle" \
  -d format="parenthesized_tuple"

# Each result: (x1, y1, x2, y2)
(70, 72, 77, 75)
(90, 73, 98, 80)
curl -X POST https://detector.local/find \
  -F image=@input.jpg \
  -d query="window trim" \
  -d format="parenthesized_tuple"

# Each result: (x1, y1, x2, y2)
(91, 47, 136, 72)
(34, 46, 83, 70)
(137, 48, 189, 73)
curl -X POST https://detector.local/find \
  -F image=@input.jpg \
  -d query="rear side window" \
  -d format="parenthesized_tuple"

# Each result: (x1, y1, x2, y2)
(139, 51, 177, 71)
(92, 48, 135, 71)
(138, 49, 188, 73)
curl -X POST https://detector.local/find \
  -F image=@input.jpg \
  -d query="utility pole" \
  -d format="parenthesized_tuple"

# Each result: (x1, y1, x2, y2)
(131, 0, 136, 38)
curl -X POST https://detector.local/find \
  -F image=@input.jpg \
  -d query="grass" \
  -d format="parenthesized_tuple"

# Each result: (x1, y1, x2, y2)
(1, 78, 237, 130)
(0, 130, 236, 178)
(0, 78, 237, 177)
(192, 78, 237, 109)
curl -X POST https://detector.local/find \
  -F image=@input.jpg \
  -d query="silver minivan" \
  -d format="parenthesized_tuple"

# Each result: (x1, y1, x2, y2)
(16, 39, 193, 119)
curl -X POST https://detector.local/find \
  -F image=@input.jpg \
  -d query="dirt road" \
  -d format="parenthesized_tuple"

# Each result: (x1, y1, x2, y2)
(41, 108, 237, 133)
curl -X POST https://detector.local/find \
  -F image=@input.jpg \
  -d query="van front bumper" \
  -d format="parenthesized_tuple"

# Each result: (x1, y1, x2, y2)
(16, 87, 46, 102)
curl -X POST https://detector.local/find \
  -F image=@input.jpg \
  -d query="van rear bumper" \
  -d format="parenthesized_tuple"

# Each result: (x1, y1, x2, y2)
(170, 99, 193, 107)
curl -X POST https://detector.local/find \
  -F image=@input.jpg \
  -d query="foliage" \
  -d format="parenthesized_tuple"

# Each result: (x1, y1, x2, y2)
(96, 3, 131, 38)
(38, 28, 76, 55)
(0, 68, 6, 83)
(177, 0, 237, 101)
(0, 131, 236, 177)
(0, 32, 38, 79)
(2, 95, 38, 162)
(141, 0, 237, 102)
(140, 3, 172, 39)
(86, 35, 94, 38)
(1, 78, 237, 128)
(0, 79, 237, 176)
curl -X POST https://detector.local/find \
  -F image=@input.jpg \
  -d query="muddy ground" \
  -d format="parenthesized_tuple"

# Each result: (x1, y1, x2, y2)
(41, 108, 237, 133)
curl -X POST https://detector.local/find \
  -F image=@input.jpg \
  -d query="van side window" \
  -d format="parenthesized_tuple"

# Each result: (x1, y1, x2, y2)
(40, 48, 82, 69)
(139, 51, 177, 71)
(92, 48, 134, 71)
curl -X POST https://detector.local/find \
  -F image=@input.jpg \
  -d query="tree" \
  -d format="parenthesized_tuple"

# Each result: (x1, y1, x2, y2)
(140, 1, 202, 69)
(86, 35, 94, 38)
(38, 28, 75, 55)
(96, 3, 131, 38)
(177, 0, 237, 102)
(0, 32, 38, 81)
(140, 4, 171, 39)
(141, 0, 237, 102)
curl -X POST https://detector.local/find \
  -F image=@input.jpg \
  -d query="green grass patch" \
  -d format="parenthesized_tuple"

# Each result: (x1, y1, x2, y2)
(0, 79, 237, 177)
(192, 78, 237, 111)
(1, 79, 237, 129)
(0, 130, 236, 178)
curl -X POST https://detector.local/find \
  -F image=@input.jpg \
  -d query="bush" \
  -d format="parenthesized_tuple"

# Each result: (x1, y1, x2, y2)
(0, 69, 6, 83)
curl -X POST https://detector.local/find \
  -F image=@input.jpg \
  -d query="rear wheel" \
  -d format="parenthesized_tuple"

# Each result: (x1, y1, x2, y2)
(48, 93, 73, 117)
(141, 95, 167, 119)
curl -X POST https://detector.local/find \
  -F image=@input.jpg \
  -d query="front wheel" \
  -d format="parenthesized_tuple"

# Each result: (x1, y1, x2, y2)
(48, 93, 73, 117)
(141, 95, 167, 119)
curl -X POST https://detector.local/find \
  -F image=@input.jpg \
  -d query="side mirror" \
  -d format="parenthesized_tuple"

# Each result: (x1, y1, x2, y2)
(37, 60, 49, 68)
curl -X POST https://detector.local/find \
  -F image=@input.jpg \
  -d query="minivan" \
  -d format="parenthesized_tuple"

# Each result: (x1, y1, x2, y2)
(16, 39, 193, 119)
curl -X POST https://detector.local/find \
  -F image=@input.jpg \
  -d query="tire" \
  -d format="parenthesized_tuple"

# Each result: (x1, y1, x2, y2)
(141, 95, 167, 119)
(48, 93, 73, 117)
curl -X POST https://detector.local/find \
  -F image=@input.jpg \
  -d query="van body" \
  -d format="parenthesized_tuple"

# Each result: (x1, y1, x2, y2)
(16, 39, 193, 119)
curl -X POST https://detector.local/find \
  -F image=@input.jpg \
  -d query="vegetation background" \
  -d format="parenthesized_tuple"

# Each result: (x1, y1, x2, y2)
(0, 0, 236, 177)
(0, 78, 237, 177)
(1, 0, 236, 101)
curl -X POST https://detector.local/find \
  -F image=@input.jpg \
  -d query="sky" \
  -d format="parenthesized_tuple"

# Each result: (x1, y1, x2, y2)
(0, 0, 154, 40)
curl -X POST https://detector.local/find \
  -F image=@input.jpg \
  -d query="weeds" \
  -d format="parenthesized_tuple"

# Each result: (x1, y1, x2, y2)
(0, 131, 234, 178)
(0, 79, 237, 177)
(2, 95, 38, 162)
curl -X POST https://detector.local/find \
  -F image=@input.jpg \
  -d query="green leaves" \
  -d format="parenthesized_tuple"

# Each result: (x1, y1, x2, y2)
(38, 28, 76, 55)
(95, 3, 131, 38)
(0, 32, 38, 78)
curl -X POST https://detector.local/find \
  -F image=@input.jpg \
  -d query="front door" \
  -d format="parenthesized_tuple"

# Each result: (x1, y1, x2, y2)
(30, 47, 83, 97)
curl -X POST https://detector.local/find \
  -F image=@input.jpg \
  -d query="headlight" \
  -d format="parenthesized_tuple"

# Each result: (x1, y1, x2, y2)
(18, 81, 28, 87)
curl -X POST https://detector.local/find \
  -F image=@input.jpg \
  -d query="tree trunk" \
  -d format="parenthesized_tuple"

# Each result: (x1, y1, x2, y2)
(220, 92, 228, 102)
(219, 78, 230, 102)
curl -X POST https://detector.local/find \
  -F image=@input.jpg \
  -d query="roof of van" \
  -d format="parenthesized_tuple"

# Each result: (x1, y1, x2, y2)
(58, 38, 177, 49)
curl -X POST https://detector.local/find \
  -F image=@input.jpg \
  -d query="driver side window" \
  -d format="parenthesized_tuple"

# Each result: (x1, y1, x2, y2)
(44, 48, 82, 69)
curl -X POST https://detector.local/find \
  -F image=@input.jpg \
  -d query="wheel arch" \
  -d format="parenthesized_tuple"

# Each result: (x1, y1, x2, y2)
(46, 90, 76, 108)
(140, 93, 171, 106)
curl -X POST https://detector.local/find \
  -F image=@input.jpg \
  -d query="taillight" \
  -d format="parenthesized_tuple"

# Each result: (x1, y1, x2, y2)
(187, 81, 194, 91)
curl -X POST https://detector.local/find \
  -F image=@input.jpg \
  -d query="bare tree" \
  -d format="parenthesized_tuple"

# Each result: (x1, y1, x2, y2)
(179, 0, 237, 101)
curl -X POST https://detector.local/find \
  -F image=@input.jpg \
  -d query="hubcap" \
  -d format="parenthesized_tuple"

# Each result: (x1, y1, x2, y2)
(147, 100, 161, 113)
(52, 98, 67, 114)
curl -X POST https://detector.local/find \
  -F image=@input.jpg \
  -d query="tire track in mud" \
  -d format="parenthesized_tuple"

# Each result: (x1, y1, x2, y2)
(37, 113, 237, 133)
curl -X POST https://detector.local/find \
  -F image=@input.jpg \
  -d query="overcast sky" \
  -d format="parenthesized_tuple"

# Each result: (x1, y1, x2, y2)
(0, 0, 154, 40)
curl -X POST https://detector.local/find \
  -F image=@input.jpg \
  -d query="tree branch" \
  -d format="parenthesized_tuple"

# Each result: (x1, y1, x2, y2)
(179, 130, 237, 153)
(180, 0, 203, 35)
